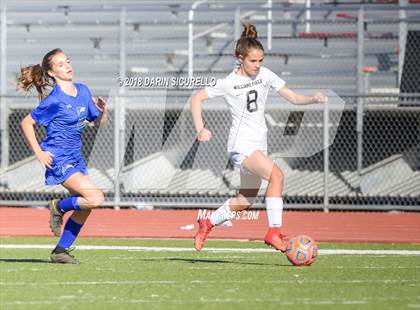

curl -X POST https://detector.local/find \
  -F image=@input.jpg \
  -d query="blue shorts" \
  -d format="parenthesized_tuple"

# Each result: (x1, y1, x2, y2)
(45, 155, 88, 186)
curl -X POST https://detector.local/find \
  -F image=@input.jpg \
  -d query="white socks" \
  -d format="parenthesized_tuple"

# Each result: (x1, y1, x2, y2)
(210, 199, 233, 226)
(209, 197, 283, 227)
(266, 197, 283, 227)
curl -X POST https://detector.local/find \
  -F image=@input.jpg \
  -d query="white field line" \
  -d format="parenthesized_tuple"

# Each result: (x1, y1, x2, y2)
(0, 279, 418, 286)
(2, 298, 414, 306)
(0, 244, 420, 255)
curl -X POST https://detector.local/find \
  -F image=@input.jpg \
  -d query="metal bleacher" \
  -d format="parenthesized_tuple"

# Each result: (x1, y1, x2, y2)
(1, 1, 419, 208)
(4, 1, 410, 95)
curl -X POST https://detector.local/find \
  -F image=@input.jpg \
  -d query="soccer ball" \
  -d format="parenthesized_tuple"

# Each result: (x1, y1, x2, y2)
(285, 235, 318, 266)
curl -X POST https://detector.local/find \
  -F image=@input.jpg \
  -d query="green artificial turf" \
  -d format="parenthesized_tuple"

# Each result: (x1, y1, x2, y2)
(1, 237, 419, 310)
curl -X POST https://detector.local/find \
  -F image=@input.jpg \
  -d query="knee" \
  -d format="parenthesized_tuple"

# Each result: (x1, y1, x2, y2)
(86, 191, 105, 208)
(269, 165, 284, 185)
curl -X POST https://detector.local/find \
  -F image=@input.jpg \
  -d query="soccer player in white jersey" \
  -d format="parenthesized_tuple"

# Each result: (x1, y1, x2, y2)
(191, 23, 325, 252)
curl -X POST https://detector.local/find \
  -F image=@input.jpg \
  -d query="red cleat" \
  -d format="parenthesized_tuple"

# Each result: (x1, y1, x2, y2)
(194, 219, 213, 251)
(264, 227, 287, 252)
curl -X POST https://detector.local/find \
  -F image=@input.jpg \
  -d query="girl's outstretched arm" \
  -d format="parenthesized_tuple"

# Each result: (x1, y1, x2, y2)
(278, 85, 325, 105)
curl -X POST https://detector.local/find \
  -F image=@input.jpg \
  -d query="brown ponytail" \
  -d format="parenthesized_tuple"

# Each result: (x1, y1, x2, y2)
(16, 48, 63, 101)
(241, 22, 258, 38)
(235, 23, 264, 59)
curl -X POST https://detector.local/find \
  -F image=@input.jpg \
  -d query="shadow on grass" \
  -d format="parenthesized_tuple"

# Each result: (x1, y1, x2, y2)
(138, 257, 291, 267)
(0, 258, 51, 263)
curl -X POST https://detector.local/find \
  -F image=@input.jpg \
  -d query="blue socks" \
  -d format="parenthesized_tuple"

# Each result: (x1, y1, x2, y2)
(57, 218, 83, 250)
(54, 197, 83, 252)
(58, 196, 81, 213)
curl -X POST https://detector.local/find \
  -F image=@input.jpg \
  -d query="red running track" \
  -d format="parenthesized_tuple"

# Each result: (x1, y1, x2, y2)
(1, 207, 419, 243)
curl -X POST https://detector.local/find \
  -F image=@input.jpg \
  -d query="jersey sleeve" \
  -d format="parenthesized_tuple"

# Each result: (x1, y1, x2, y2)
(83, 85, 101, 122)
(30, 97, 59, 126)
(266, 69, 286, 91)
(204, 79, 226, 98)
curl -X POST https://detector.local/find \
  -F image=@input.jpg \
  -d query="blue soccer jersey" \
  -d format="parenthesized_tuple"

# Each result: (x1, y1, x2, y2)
(30, 83, 100, 185)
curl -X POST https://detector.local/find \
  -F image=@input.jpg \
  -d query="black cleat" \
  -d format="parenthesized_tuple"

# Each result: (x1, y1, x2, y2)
(48, 199, 63, 237)
(50, 247, 79, 264)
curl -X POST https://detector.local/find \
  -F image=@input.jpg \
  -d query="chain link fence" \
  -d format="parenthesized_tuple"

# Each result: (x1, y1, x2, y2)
(0, 2, 419, 209)
(1, 92, 418, 209)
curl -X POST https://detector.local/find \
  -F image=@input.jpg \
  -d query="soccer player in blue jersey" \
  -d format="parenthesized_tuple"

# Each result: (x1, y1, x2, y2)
(19, 48, 107, 264)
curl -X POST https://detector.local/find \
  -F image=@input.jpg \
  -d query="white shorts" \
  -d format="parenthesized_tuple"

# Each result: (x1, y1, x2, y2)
(228, 150, 267, 175)
(229, 150, 267, 193)
(228, 152, 264, 193)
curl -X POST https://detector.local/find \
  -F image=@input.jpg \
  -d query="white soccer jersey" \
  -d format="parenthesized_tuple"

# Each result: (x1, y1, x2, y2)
(205, 66, 285, 156)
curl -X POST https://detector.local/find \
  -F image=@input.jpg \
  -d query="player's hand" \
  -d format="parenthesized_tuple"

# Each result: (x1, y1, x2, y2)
(35, 150, 54, 169)
(197, 128, 212, 141)
(312, 92, 326, 104)
(94, 96, 107, 112)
